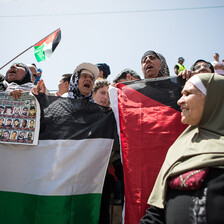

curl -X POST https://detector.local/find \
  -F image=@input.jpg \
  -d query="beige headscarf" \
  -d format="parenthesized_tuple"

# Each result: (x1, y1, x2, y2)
(148, 73, 224, 209)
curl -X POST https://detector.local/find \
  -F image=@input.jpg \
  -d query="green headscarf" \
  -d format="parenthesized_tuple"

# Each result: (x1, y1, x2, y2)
(147, 73, 224, 209)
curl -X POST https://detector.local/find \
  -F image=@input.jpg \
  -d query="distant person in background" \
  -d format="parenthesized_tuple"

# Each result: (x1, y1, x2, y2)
(141, 50, 170, 79)
(27, 63, 42, 85)
(113, 68, 141, 83)
(56, 74, 72, 97)
(96, 63, 111, 80)
(93, 79, 110, 107)
(27, 64, 38, 84)
(174, 57, 186, 75)
(212, 53, 224, 76)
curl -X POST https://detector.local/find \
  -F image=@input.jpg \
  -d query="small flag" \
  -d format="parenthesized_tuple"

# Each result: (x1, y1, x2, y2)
(34, 28, 61, 62)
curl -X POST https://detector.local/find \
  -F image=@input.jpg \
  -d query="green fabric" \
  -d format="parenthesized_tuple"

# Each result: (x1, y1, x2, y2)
(34, 44, 46, 62)
(0, 191, 101, 224)
(148, 73, 224, 209)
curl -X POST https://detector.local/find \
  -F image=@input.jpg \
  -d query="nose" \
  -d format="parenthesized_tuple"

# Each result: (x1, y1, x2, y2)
(177, 95, 184, 106)
(145, 56, 152, 63)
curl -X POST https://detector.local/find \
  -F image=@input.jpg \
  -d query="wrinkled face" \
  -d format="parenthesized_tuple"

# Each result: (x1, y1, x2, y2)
(177, 81, 206, 126)
(193, 62, 212, 74)
(93, 86, 109, 106)
(6, 64, 26, 82)
(141, 55, 161, 79)
(78, 72, 94, 96)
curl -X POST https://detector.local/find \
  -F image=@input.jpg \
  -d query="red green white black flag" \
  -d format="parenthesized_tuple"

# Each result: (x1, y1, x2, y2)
(34, 28, 61, 62)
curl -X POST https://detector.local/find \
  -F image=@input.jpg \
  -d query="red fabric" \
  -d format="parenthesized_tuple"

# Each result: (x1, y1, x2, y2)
(116, 83, 187, 224)
(34, 28, 61, 46)
(168, 168, 210, 190)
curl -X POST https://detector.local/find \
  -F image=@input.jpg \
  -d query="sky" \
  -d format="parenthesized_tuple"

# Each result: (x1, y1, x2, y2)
(0, 0, 224, 91)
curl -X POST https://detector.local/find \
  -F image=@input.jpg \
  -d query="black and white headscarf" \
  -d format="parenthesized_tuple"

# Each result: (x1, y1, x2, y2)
(68, 71, 95, 103)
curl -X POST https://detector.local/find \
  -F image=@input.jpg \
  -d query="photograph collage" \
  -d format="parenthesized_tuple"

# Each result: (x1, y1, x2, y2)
(0, 93, 37, 144)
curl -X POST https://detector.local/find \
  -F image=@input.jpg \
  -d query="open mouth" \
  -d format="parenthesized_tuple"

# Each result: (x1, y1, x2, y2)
(84, 83, 90, 88)
(146, 65, 153, 70)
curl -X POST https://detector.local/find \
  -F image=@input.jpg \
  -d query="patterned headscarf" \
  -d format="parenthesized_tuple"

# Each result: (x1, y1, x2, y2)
(141, 50, 170, 77)
(68, 71, 95, 102)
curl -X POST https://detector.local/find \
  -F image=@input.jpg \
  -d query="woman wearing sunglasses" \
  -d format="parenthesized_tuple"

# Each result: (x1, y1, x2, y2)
(178, 59, 214, 80)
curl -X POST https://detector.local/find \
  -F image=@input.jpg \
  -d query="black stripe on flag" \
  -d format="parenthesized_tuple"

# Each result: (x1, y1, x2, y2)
(36, 94, 116, 140)
(52, 29, 61, 52)
(122, 77, 185, 112)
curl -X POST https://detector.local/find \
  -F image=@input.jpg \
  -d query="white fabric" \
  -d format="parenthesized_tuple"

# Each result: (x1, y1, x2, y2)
(189, 75, 207, 95)
(0, 139, 113, 195)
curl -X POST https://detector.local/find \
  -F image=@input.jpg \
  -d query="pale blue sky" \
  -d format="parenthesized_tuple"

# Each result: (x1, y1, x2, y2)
(0, 0, 224, 90)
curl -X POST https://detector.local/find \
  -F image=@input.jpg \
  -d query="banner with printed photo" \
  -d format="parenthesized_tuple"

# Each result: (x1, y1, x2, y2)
(0, 92, 40, 145)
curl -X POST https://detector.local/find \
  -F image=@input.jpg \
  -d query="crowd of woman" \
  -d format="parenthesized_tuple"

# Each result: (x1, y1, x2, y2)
(0, 50, 223, 224)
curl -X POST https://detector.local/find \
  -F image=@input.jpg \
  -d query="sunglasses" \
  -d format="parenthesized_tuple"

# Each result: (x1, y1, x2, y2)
(33, 74, 38, 78)
(194, 63, 211, 71)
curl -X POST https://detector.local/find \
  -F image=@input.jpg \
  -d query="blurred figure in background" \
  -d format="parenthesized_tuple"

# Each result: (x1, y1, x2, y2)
(174, 57, 186, 75)
(113, 68, 141, 83)
(56, 73, 72, 97)
(96, 63, 111, 80)
(212, 53, 224, 76)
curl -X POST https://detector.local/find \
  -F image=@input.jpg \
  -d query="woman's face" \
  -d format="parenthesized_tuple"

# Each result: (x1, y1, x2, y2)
(93, 86, 109, 106)
(6, 64, 26, 82)
(177, 81, 206, 126)
(141, 55, 161, 79)
(78, 72, 94, 96)
(193, 62, 212, 74)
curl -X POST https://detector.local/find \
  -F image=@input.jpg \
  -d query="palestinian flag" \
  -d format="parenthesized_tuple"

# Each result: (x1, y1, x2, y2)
(34, 28, 61, 62)
(110, 76, 188, 224)
(0, 94, 116, 223)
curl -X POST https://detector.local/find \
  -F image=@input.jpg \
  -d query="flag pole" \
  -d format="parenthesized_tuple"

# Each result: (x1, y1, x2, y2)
(0, 45, 34, 71)
(0, 28, 60, 71)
